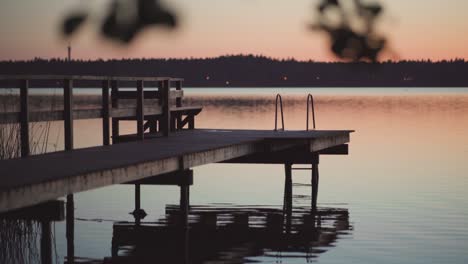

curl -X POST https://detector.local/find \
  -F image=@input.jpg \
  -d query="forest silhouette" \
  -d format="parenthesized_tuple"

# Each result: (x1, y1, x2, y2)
(1, 55, 467, 87)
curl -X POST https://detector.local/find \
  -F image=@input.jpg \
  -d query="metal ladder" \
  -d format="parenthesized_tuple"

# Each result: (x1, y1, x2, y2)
(306, 94, 316, 130)
(274, 94, 285, 131)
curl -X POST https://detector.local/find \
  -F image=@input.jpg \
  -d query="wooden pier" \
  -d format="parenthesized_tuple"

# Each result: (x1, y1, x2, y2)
(0, 75, 353, 213)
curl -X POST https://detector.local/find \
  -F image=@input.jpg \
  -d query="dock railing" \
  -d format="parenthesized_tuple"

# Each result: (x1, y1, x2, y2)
(0, 75, 201, 158)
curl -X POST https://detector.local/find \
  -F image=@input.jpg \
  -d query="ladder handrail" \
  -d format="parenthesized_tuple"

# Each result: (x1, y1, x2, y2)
(275, 94, 285, 131)
(306, 94, 316, 130)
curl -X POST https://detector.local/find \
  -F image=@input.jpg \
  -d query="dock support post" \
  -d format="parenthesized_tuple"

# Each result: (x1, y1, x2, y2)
(66, 194, 74, 264)
(20, 79, 29, 157)
(111, 80, 119, 144)
(311, 154, 320, 213)
(160, 80, 170, 136)
(179, 180, 190, 264)
(136, 80, 144, 140)
(180, 184, 190, 227)
(102, 80, 110, 146)
(283, 163, 293, 234)
(134, 184, 141, 225)
(40, 221, 52, 264)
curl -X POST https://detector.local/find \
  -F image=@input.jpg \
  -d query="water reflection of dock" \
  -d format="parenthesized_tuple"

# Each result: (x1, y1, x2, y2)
(0, 75, 353, 264)
(109, 205, 351, 264)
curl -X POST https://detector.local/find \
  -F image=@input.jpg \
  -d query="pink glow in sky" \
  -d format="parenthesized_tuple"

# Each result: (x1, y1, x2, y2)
(0, 0, 467, 61)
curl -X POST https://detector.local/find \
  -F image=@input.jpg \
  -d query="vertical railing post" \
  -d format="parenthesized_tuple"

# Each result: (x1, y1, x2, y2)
(64, 79, 73, 150)
(102, 79, 110, 146)
(64, 78, 75, 264)
(136, 80, 144, 140)
(111, 80, 119, 144)
(20, 79, 29, 157)
(175, 80, 183, 130)
(160, 79, 170, 136)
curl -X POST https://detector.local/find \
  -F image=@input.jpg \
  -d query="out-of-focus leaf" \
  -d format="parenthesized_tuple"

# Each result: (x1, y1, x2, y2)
(311, 0, 386, 62)
(100, 0, 177, 43)
(139, 0, 177, 28)
(318, 0, 340, 13)
(62, 12, 88, 36)
(360, 3, 383, 17)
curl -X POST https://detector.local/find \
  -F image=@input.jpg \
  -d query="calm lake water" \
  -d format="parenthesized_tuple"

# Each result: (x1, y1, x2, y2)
(3, 88, 468, 263)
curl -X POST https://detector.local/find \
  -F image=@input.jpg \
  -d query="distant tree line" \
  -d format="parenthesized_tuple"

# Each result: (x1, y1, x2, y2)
(0, 55, 467, 87)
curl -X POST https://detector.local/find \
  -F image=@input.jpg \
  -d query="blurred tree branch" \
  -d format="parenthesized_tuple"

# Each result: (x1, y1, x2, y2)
(62, 0, 387, 61)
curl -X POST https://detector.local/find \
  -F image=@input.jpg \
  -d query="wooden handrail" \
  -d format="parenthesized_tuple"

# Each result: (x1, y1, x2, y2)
(0, 75, 183, 82)
(306, 94, 316, 130)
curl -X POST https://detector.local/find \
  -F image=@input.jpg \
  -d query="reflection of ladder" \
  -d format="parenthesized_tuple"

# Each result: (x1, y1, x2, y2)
(283, 156, 320, 218)
(274, 94, 285, 131)
(292, 162, 319, 212)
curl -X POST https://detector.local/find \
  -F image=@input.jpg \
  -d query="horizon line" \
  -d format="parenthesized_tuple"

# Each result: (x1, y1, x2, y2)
(1, 54, 467, 64)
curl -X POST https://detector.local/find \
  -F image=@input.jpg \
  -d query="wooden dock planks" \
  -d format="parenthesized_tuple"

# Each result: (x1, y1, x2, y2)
(0, 129, 352, 212)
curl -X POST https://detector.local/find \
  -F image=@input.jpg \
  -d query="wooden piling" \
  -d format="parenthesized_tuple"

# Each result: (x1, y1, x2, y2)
(66, 194, 74, 264)
(284, 163, 293, 234)
(135, 184, 141, 225)
(19, 80, 29, 157)
(40, 221, 52, 264)
(180, 184, 190, 228)
(102, 80, 110, 146)
(311, 154, 320, 212)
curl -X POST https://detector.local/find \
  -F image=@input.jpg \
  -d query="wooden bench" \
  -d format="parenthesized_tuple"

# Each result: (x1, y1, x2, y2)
(111, 79, 202, 143)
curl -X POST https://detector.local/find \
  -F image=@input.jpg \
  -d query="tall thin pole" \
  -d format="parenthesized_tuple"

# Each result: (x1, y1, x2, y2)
(67, 43, 71, 62)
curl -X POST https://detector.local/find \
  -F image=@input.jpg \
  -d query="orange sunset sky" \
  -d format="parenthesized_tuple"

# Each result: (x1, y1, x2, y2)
(0, 0, 467, 61)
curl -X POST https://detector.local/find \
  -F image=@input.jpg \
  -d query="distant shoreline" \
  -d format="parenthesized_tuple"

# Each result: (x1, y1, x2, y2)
(1, 55, 467, 87)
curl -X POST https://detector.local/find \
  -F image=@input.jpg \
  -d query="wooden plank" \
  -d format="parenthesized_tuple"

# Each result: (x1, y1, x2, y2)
(124, 170, 193, 186)
(64, 79, 73, 150)
(20, 79, 29, 157)
(0, 106, 201, 124)
(102, 80, 110, 146)
(0, 75, 182, 82)
(136, 80, 144, 140)
(310, 134, 350, 152)
(0, 107, 164, 124)
(117, 90, 183, 99)
(0, 200, 64, 221)
(220, 145, 347, 164)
